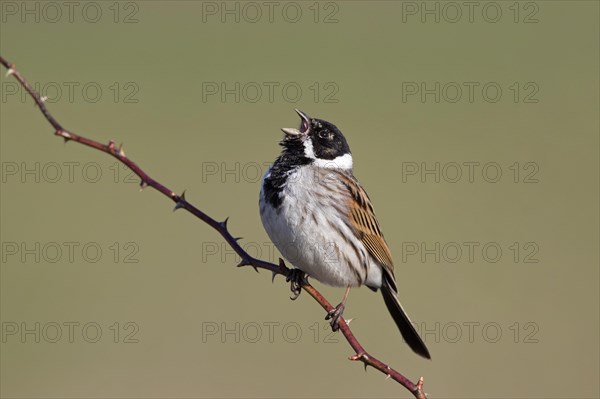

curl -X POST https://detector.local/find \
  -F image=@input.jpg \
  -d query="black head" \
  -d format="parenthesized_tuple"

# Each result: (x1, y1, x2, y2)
(280, 110, 353, 169)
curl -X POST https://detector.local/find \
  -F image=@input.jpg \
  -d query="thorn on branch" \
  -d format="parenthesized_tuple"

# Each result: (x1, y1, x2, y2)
(416, 376, 424, 390)
(349, 352, 369, 362)
(55, 129, 67, 138)
(54, 130, 72, 143)
(278, 258, 288, 273)
(383, 366, 392, 380)
(237, 259, 250, 267)
(139, 180, 148, 190)
(118, 143, 126, 157)
(108, 140, 116, 151)
(5, 66, 15, 77)
(173, 190, 187, 211)
(236, 257, 259, 273)
(220, 217, 229, 230)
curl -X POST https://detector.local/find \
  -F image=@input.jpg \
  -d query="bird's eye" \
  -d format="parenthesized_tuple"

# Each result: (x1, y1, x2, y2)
(318, 131, 332, 140)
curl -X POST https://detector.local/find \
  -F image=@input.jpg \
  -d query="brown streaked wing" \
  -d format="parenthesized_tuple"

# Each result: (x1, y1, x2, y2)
(336, 171, 395, 278)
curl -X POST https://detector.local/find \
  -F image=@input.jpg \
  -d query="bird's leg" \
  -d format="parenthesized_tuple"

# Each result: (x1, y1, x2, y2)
(326, 286, 351, 331)
(285, 268, 307, 300)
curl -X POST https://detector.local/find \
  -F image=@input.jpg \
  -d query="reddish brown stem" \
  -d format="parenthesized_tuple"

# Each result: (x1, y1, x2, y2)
(0, 55, 427, 399)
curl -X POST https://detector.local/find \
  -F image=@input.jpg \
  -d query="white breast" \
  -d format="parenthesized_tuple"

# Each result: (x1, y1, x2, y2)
(260, 165, 382, 288)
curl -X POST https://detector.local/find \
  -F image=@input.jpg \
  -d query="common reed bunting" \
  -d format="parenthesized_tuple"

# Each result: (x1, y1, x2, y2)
(259, 110, 430, 359)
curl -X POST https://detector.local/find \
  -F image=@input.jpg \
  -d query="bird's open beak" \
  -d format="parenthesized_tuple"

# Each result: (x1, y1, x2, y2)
(281, 109, 310, 137)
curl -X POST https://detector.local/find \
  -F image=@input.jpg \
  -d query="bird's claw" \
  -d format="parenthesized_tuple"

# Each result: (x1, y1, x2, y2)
(325, 302, 346, 331)
(285, 268, 307, 300)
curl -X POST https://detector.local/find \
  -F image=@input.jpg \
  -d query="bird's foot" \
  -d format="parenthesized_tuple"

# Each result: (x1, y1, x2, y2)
(325, 302, 346, 332)
(285, 268, 307, 300)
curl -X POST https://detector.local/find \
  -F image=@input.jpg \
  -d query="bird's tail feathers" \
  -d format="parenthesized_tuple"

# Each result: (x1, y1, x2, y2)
(381, 276, 431, 359)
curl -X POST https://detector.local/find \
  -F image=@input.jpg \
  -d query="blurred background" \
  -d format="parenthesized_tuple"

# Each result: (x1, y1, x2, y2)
(1, 1, 598, 398)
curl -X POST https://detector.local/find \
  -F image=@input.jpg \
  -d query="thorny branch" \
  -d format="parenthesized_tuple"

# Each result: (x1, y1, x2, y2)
(0, 56, 427, 399)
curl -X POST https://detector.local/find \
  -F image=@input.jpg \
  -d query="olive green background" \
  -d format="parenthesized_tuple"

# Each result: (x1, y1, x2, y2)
(1, 1, 598, 398)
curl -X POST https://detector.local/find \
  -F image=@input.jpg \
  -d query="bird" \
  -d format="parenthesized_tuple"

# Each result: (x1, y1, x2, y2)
(259, 109, 431, 359)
